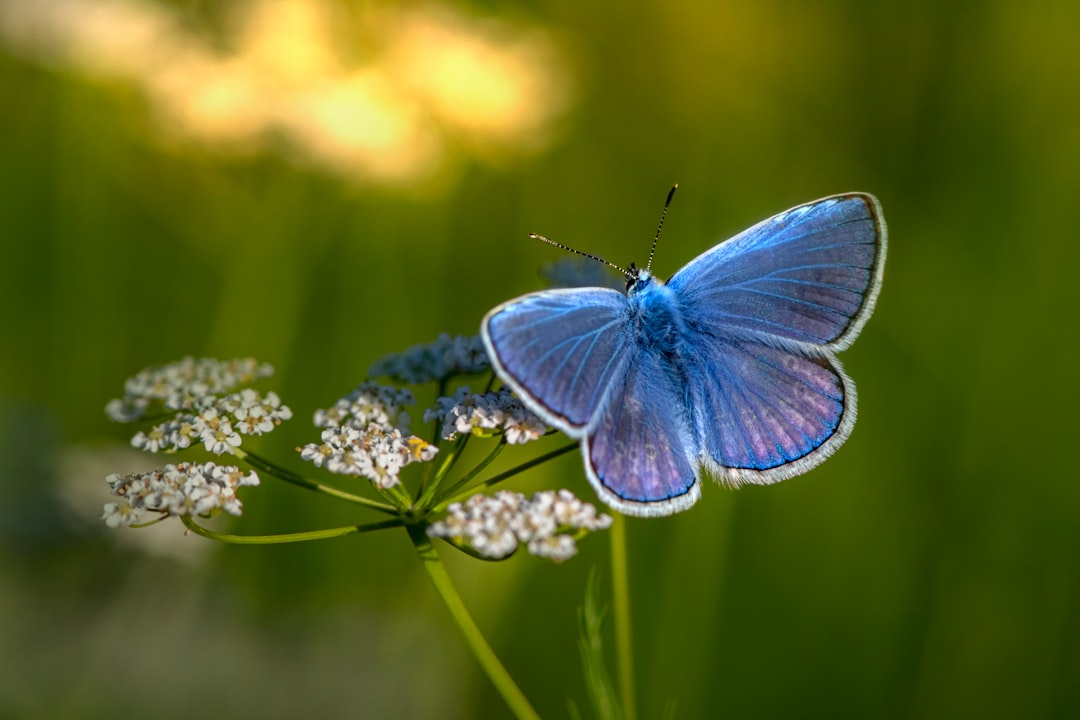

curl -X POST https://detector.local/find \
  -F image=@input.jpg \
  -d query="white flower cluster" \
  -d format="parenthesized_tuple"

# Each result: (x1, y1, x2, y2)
(427, 489, 613, 562)
(130, 389, 293, 455)
(106, 357, 274, 422)
(299, 424, 437, 488)
(368, 333, 490, 384)
(102, 462, 260, 527)
(313, 382, 414, 432)
(424, 387, 549, 444)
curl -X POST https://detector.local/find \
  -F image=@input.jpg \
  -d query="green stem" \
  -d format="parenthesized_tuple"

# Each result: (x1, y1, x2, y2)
(376, 479, 414, 509)
(238, 449, 398, 514)
(428, 439, 506, 508)
(419, 391, 456, 498)
(437, 442, 578, 510)
(407, 524, 540, 720)
(180, 514, 403, 543)
(417, 435, 469, 506)
(611, 513, 637, 720)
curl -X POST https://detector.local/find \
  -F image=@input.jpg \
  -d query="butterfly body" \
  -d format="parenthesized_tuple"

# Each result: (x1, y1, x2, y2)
(626, 273, 686, 356)
(482, 193, 886, 517)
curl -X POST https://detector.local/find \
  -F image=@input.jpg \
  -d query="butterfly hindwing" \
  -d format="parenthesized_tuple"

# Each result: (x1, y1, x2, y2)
(584, 347, 701, 516)
(668, 193, 885, 350)
(686, 335, 853, 485)
(481, 288, 633, 431)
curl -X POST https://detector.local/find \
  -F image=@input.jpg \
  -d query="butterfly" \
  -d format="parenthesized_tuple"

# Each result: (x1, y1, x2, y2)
(481, 191, 887, 517)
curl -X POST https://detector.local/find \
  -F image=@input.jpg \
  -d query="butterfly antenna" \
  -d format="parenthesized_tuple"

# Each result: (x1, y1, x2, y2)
(645, 183, 678, 274)
(529, 233, 632, 278)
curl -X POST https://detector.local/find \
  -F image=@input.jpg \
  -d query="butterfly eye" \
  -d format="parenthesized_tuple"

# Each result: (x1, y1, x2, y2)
(625, 262, 639, 291)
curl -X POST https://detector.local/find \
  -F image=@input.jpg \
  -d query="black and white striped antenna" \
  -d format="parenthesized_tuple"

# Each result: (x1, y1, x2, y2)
(529, 233, 631, 279)
(645, 183, 678, 274)
(529, 183, 679, 280)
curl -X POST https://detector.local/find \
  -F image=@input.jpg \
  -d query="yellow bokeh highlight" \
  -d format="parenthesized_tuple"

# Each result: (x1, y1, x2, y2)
(0, 0, 573, 187)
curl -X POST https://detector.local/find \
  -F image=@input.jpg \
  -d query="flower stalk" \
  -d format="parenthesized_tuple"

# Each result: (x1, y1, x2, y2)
(408, 524, 541, 720)
(610, 512, 637, 720)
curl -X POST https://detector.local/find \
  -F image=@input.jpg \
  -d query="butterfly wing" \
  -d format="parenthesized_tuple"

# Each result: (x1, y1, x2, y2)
(669, 193, 886, 485)
(686, 335, 854, 485)
(668, 193, 886, 351)
(481, 288, 634, 432)
(583, 347, 701, 516)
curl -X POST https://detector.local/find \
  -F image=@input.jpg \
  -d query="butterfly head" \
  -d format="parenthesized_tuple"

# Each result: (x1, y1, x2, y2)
(625, 262, 659, 295)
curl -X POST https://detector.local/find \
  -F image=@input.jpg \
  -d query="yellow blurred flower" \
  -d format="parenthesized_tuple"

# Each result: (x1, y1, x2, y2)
(0, 0, 573, 187)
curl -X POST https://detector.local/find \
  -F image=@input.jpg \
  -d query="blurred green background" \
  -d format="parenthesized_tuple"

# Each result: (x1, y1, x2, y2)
(1, 0, 1077, 718)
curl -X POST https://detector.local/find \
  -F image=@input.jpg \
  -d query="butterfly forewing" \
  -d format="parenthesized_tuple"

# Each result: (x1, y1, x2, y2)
(482, 288, 634, 431)
(668, 194, 885, 350)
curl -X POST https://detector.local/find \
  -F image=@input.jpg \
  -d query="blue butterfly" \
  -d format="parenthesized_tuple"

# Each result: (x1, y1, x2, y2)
(481, 192, 887, 517)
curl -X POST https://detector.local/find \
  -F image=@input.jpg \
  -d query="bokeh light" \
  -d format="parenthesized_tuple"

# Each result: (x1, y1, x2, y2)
(0, 0, 571, 187)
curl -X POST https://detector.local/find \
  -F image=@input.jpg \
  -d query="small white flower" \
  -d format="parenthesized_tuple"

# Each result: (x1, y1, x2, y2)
(102, 499, 146, 528)
(471, 524, 519, 559)
(195, 407, 244, 455)
(369, 333, 490, 384)
(527, 534, 578, 561)
(427, 489, 611, 562)
(131, 426, 171, 453)
(424, 387, 549, 444)
(227, 388, 292, 434)
(101, 462, 260, 526)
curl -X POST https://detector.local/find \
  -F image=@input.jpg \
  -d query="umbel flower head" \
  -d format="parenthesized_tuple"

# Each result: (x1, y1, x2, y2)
(428, 490, 612, 562)
(107, 358, 292, 456)
(101, 358, 285, 530)
(299, 381, 438, 489)
(102, 462, 260, 527)
(300, 423, 437, 489)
